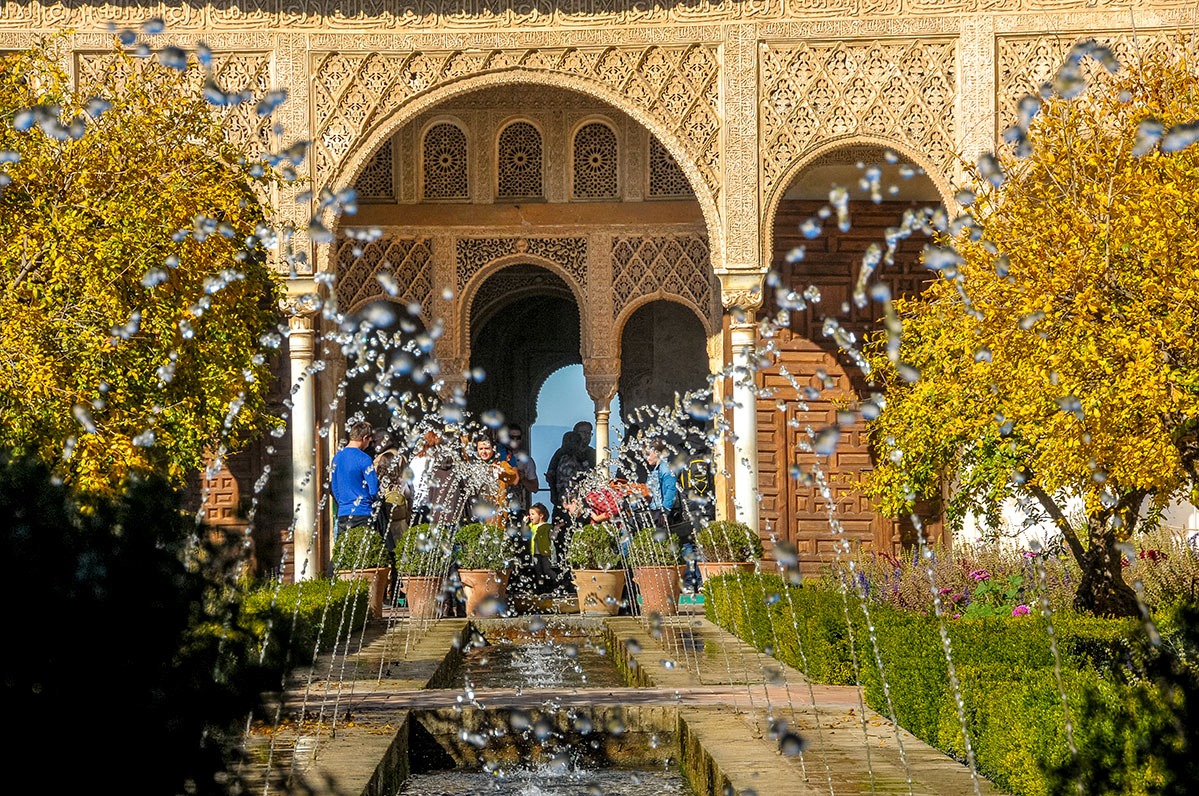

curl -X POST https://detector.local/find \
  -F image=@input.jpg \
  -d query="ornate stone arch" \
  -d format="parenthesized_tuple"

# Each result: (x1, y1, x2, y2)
(457, 252, 590, 362)
(317, 68, 723, 274)
(760, 134, 954, 268)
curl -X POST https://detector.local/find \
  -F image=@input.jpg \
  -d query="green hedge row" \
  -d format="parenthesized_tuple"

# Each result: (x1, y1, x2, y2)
(704, 573, 1189, 796)
(240, 578, 370, 671)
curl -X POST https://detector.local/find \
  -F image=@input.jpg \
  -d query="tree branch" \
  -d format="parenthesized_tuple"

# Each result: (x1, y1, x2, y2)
(1028, 482, 1086, 563)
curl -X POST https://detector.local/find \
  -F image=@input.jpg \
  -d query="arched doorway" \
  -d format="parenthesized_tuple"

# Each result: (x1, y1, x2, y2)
(759, 143, 946, 570)
(618, 299, 710, 425)
(466, 264, 581, 451)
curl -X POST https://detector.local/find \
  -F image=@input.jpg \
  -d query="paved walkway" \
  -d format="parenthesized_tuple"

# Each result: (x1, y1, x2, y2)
(245, 612, 1005, 796)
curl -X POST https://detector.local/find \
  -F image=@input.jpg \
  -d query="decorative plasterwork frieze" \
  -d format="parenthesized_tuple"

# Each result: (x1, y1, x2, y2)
(455, 237, 588, 292)
(74, 47, 276, 155)
(759, 37, 958, 211)
(996, 29, 1193, 145)
(2, 1, 1195, 33)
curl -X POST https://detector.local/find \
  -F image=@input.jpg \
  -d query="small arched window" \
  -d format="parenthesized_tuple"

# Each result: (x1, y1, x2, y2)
(422, 122, 468, 200)
(497, 121, 543, 199)
(572, 122, 618, 200)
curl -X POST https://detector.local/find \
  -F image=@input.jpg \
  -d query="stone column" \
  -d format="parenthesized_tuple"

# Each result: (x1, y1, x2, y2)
(722, 276, 764, 529)
(958, 16, 997, 181)
(585, 365, 620, 468)
(284, 279, 321, 581)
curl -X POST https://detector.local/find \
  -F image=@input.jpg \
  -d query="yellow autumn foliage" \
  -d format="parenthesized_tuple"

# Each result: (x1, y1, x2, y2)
(0, 41, 284, 496)
(864, 49, 1199, 613)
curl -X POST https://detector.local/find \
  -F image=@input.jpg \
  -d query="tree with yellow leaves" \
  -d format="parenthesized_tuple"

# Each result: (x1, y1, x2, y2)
(0, 42, 283, 497)
(864, 48, 1199, 617)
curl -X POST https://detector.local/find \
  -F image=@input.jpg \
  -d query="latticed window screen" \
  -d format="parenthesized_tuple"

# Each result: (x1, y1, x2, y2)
(497, 121, 543, 199)
(422, 123, 468, 200)
(354, 140, 395, 201)
(648, 136, 693, 198)
(572, 122, 618, 199)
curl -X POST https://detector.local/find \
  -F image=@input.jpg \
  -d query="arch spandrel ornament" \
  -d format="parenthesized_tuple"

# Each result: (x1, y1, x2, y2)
(610, 233, 718, 336)
(334, 233, 435, 321)
(758, 37, 957, 212)
(996, 30, 1190, 145)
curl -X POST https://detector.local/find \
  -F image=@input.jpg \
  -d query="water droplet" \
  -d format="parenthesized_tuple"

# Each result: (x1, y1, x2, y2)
(976, 153, 1006, 187)
(72, 405, 97, 433)
(1132, 118, 1164, 157)
(779, 732, 807, 756)
(157, 45, 188, 71)
(256, 89, 288, 116)
(812, 426, 840, 456)
(1161, 121, 1199, 154)
(1018, 311, 1046, 330)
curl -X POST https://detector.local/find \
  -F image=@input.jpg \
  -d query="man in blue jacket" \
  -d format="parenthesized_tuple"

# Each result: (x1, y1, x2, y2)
(645, 439, 700, 593)
(330, 420, 379, 571)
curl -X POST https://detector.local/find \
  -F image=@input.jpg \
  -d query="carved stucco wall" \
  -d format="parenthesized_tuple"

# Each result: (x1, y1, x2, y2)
(2, 4, 1193, 284)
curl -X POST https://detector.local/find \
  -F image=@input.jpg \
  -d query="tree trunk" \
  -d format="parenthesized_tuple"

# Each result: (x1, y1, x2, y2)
(1073, 535, 1140, 618)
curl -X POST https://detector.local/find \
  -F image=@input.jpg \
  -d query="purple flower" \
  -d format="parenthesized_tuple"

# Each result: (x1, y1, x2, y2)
(1022, 551, 1039, 559)
(1012, 604, 1031, 617)
(969, 569, 991, 582)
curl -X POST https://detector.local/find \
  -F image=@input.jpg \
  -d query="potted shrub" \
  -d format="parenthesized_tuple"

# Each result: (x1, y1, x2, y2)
(565, 523, 626, 615)
(454, 522, 511, 617)
(627, 526, 684, 616)
(331, 522, 391, 620)
(696, 519, 763, 580)
(395, 523, 450, 620)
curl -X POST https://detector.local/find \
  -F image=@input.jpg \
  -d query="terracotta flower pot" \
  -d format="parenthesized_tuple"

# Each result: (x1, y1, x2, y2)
(632, 565, 684, 616)
(400, 574, 443, 620)
(697, 561, 757, 581)
(572, 569, 626, 615)
(335, 566, 390, 619)
(458, 568, 509, 617)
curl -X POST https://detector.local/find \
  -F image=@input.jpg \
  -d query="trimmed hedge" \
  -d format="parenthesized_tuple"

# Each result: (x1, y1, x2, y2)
(241, 578, 370, 669)
(705, 572, 1189, 796)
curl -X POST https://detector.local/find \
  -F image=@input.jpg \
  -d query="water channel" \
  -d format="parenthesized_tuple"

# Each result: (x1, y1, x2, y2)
(401, 617, 693, 795)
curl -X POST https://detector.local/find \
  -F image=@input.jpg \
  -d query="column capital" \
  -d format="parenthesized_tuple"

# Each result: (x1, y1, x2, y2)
(583, 358, 620, 405)
(281, 275, 322, 321)
(719, 270, 765, 313)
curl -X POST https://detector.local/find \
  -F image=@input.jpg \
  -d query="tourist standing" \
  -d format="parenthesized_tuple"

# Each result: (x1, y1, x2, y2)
(372, 429, 412, 604)
(546, 429, 588, 523)
(526, 502, 555, 593)
(644, 439, 698, 591)
(465, 434, 519, 527)
(498, 422, 540, 520)
(329, 420, 379, 572)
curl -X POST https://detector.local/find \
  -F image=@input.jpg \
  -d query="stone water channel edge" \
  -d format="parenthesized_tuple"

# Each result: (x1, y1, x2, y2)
(249, 611, 1006, 796)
